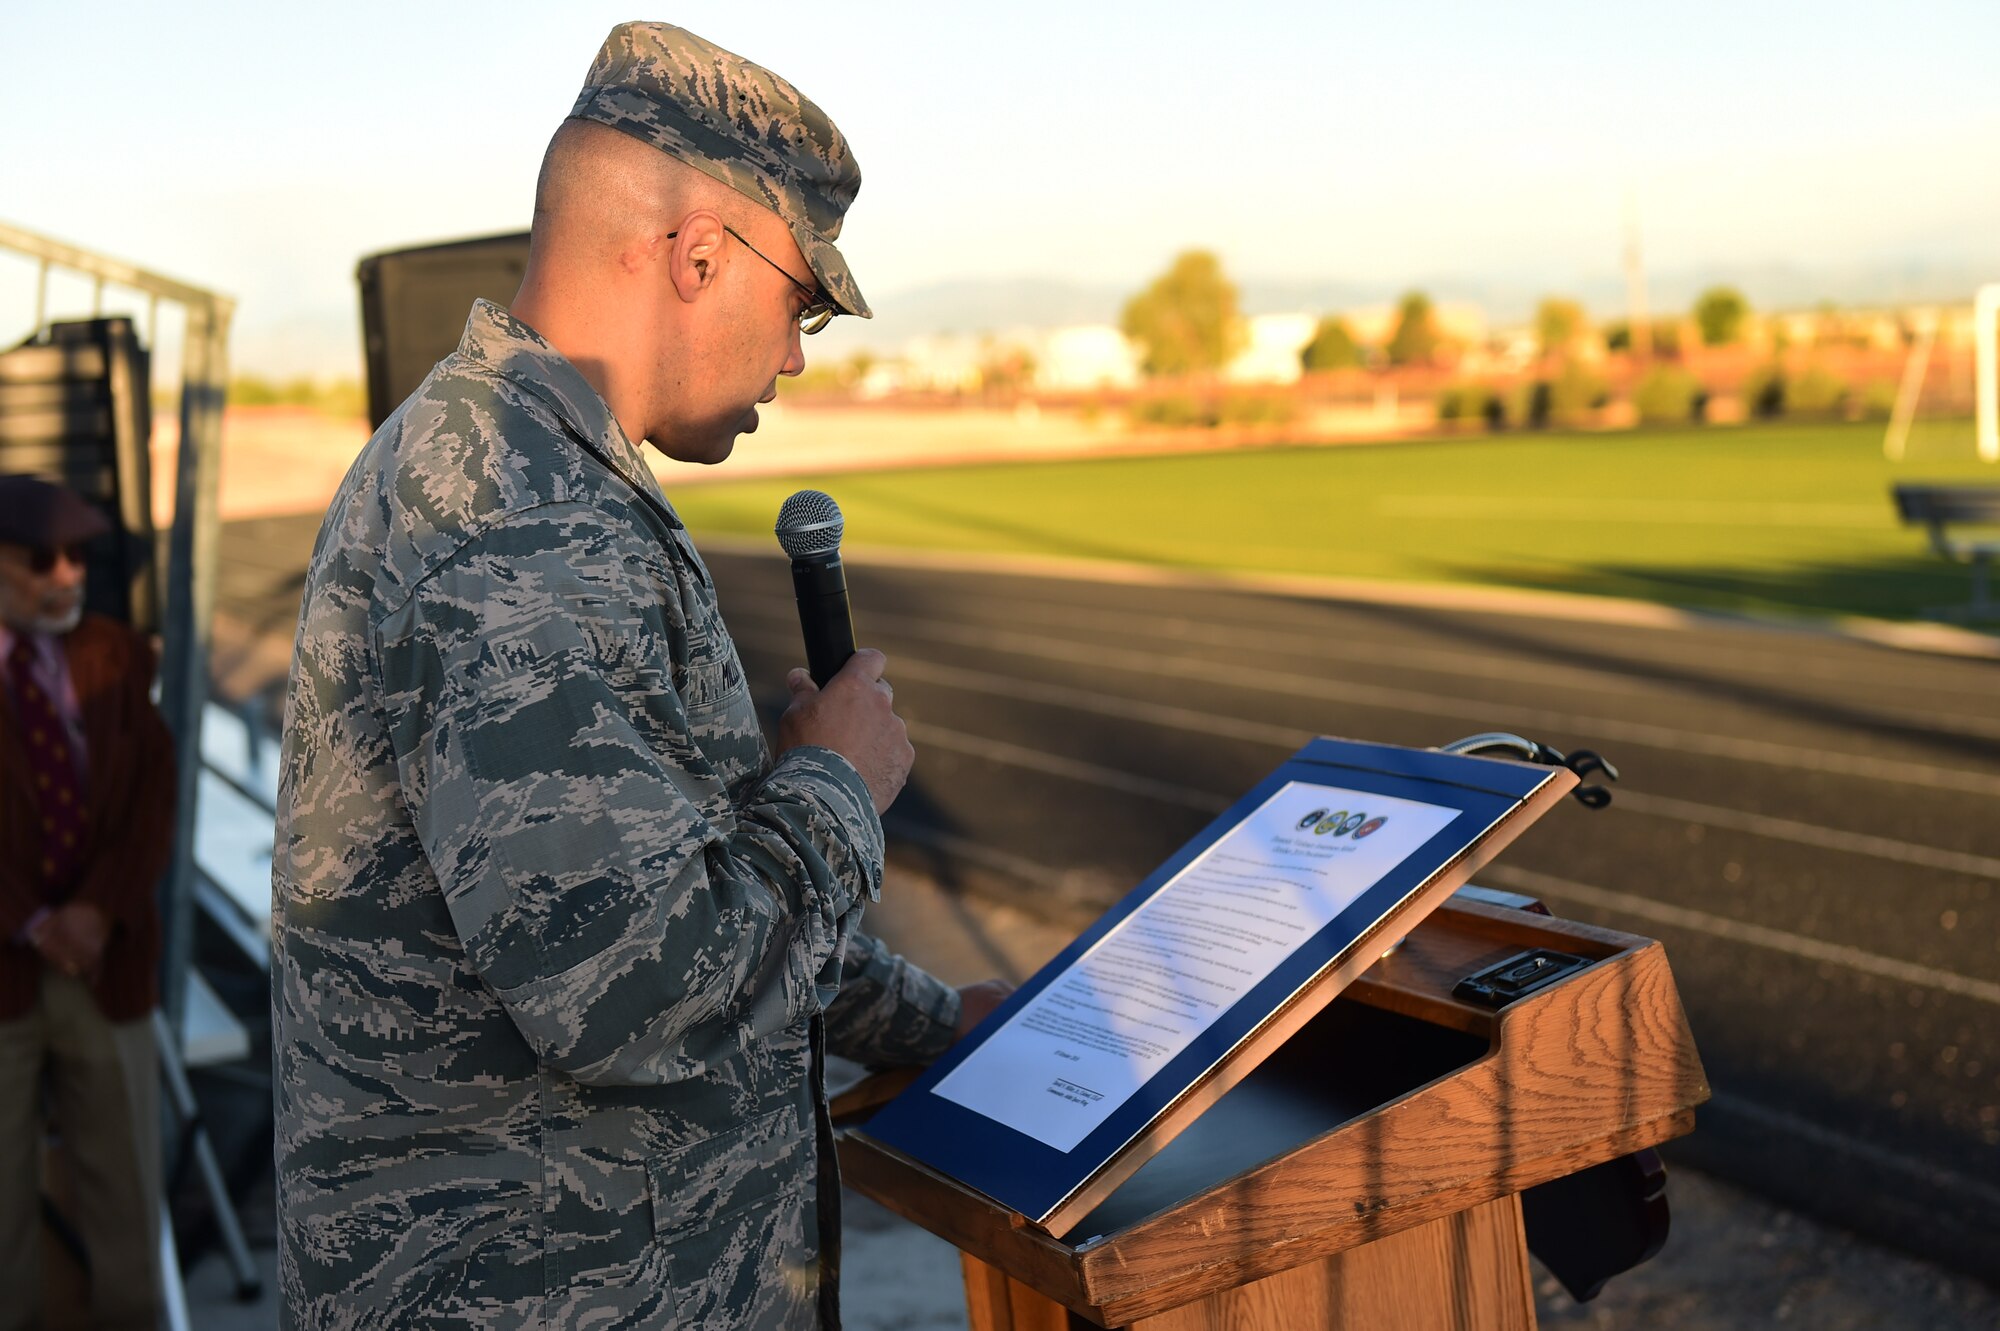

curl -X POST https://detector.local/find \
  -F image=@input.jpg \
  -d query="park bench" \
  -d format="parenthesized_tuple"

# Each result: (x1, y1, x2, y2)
(1892, 483, 2000, 620)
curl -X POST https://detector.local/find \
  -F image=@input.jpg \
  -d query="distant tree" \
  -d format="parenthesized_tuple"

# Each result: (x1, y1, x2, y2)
(1604, 318, 1680, 354)
(1120, 251, 1245, 377)
(1385, 291, 1440, 366)
(1631, 365, 1706, 423)
(228, 374, 364, 415)
(1436, 381, 1499, 427)
(1535, 297, 1588, 359)
(1300, 316, 1363, 371)
(978, 339, 1037, 397)
(319, 378, 367, 419)
(1545, 361, 1609, 426)
(228, 374, 282, 405)
(1787, 364, 1849, 416)
(1693, 286, 1750, 346)
(1742, 362, 1785, 418)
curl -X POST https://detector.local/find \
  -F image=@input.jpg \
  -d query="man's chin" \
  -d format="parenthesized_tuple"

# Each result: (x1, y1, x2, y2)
(33, 602, 84, 635)
(647, 431, 738, 467)
(646, 410, 758, 466)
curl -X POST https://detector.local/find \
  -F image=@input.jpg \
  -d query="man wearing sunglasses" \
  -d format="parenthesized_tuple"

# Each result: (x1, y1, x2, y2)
(274, 21, 1007, 1330)
(0, 473, 173, 1330)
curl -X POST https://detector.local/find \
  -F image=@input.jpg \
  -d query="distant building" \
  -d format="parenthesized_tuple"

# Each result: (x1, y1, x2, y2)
(1477, 325, 1540, 374)
(1223, 313, 1317, 385)
(855, 361, 907, 400)
(1033, 324, 1141, 392)
(1774, 310, 1822, 348)
(1756, 306, 1908, 352)
(1859, 312, 1904, 351)
(895, 334, 985, 393)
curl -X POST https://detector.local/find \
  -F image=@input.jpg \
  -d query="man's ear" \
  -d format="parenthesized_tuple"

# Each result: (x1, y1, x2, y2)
(667, 210, 726, 304)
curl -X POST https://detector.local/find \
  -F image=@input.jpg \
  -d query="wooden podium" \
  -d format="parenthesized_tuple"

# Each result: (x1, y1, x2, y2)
(837, 897, 1708, 1330)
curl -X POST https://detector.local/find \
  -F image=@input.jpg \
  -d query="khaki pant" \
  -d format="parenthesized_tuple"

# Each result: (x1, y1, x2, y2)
(0, 970, 161, 1331)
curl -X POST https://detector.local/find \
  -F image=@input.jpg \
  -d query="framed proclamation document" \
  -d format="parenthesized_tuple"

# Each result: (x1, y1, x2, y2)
(855, 735, 1578, 1235)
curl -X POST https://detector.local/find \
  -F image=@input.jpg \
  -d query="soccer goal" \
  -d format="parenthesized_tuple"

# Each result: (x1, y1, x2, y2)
(1886, 284, 2000, 462)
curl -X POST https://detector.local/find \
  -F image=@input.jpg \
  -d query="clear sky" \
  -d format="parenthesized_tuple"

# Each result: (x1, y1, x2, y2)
(5, 1, 1998, 375)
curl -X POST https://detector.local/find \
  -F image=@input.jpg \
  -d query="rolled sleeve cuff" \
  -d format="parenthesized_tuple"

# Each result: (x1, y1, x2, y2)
(890, 965, 962, 1064)
(761, 745, 885, 904)
(829, 932, 965, 1067)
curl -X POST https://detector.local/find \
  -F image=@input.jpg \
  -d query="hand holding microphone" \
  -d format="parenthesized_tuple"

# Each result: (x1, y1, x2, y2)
(773, 491, 912, 813)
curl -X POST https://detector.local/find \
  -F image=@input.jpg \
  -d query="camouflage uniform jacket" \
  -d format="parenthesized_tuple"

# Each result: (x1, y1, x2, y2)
(272, 300, 960, 1329)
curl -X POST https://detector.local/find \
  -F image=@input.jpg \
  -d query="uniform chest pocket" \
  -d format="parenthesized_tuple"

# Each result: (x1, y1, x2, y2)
(639, 545, 744, 715)
(673, 618, 749, 714)
(653, 1102, 817, 1329)
(649, 1102, 808, 1239)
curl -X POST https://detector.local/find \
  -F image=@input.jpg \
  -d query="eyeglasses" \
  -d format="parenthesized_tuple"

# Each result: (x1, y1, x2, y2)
(666, 224, 837, 334)
(25, 544, 87, 575)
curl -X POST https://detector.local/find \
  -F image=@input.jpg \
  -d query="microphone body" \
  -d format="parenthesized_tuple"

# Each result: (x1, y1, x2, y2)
(775, 491, 856, 686)
(790, 552, 855, 686)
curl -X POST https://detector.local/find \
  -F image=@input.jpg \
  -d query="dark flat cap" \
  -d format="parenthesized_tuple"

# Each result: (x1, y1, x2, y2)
(0, 474, 112, 548)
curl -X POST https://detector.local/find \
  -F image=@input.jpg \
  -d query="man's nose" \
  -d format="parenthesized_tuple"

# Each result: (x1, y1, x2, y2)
(49, 550, 87, 588)
(781, 323, 806, 377)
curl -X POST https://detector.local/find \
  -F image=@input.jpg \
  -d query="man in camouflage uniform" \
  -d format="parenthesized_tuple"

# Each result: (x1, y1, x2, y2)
(273, 22, 1003, 1328)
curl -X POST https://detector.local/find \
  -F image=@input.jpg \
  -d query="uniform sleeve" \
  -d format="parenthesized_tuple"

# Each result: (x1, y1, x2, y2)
(374, 510, 880, 1086)
(823, 930, 962, 1068)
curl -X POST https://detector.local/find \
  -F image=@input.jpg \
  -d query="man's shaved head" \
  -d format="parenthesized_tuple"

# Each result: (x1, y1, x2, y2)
(530, 118, 738, 261)
(510, 117, 816, 466)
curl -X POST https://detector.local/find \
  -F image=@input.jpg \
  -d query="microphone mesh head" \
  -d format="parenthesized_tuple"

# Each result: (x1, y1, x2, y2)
(775, 490, 844, 559)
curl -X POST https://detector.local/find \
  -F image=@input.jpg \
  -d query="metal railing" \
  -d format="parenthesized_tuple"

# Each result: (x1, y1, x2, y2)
(2, 219, 265, 1314)
(0, 218, 236, 1029)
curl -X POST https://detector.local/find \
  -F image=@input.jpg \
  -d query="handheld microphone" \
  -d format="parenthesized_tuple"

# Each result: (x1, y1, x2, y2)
(775, 490, 855, 687)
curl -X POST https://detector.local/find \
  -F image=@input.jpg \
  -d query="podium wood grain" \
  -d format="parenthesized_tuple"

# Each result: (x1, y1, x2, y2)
(963, 1194, 1534, 1331)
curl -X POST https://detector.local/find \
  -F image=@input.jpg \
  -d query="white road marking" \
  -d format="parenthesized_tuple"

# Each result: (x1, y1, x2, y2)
(906, 721, 1224, 812)
(775, 662, 2000, 1006)
(1615, 790, 2000, 881)
(746, 622, 1998, 878)
(1376, 495, 1891, 527)
(803, 646, 1308, 749)
(746, 610, 2000, 797)
(1700, 1093, 2000, 1208)
(752, 615, 2000, 875)
(1481, 865, 2000, 1007)
(912, 594, 2000, 732)
(912, 713, 2000, 1006)
(701, 534, 2000, 661)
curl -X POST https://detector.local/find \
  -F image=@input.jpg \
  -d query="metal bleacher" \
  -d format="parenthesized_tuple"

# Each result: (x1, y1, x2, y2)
(0, 316, 160, 631)
(1, 220, 260, 1321)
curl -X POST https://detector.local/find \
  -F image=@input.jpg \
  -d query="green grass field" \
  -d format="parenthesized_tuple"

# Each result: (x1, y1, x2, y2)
(673, 420, 1999, 624)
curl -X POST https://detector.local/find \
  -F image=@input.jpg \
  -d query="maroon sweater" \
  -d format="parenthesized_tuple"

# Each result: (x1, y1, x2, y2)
(1, 614, 176, 1021)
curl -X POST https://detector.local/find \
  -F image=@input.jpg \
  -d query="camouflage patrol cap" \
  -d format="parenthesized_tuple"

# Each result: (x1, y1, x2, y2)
(569, 22, 872, 319)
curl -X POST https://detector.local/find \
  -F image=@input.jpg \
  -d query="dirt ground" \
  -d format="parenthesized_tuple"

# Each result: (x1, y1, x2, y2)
(1529, 1166, 2000, 1329)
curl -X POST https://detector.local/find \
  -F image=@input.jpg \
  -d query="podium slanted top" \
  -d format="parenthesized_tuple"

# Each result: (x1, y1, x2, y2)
(858, 735, 1577, 1235)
